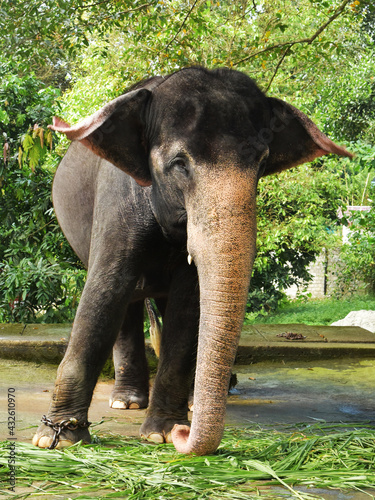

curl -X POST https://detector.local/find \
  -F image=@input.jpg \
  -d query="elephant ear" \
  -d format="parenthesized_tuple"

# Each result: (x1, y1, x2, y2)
(49, 88, 152, 186)
(263, 97, 353, 176)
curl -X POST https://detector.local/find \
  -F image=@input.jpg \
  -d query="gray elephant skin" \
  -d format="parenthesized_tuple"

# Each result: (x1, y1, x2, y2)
(32, 67, 352, 455)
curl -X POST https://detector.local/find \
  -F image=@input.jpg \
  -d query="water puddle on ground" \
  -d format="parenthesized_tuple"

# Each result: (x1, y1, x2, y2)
(226, 359, 375, 426)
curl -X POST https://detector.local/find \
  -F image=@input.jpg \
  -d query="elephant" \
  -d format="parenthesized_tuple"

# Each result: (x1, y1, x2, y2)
(32, 67, 352, 455)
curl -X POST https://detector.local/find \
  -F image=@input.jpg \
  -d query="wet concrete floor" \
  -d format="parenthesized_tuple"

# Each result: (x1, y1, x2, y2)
(1, 356, 375, 439)
(1, 357, 374, 499)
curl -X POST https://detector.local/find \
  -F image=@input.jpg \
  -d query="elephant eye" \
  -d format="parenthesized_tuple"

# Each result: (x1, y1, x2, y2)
(168, 156, 190, 176)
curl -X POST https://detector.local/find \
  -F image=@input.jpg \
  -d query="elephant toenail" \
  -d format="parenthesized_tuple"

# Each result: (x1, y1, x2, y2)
(56, 439, 75, 449)
(38, 436, 53, 448)
(110, 400, 127, 409)
(128, 402, 140, 409)
(147, 433, 164, 444)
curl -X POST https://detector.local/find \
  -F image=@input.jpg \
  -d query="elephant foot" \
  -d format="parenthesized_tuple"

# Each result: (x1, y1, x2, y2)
(109, 388, 148, 410)
(140, 416, 190, 444)
(32, 415, 91, 449)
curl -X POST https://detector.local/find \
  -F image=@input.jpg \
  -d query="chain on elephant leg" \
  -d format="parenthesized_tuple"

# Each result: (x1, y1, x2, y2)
(38, 415, 91, 449)
(32, 367, 96, 449)
(32, 414, 91, 449)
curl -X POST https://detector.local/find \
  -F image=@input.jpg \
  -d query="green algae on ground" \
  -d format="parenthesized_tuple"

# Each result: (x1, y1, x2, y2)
(244, 359, 375, 391)
(1, 423, 375, 499)
(0, 359, 58, 385)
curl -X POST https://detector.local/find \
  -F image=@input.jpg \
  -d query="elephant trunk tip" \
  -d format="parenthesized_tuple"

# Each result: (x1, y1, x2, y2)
(171, 424, 221, 456)
(171, 424, 192, 454)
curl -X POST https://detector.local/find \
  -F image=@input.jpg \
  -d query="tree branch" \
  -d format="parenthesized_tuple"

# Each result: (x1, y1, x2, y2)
(264, 46, 291, 93)
(116, 2, 155, 16)
(233, 0, 352, 67)
(78, 0, 155, 15)
(164, 0, 199, 52)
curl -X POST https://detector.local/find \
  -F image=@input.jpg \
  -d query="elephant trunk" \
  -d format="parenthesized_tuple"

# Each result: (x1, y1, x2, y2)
(172, 170, 257, 455)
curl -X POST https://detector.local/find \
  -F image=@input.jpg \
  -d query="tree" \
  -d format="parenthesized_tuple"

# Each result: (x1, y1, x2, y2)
(1, 0, 374, 321)
(0, 0, 366, 91)
(51, 0, 374, 313)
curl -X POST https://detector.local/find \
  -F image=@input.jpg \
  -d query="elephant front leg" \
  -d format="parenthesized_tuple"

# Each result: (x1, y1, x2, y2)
(32, 270, 138, 449)
(140, 264, 199, 444)
(110, 301, 149, 410)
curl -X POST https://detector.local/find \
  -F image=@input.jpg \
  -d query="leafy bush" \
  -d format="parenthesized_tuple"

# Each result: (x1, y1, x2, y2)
(334, 189, 375, 297)
(0, 156, 86, 322)
(246, 151, 372, 316)
(0, 60, 85, 323)
(0, 258, 85, 323)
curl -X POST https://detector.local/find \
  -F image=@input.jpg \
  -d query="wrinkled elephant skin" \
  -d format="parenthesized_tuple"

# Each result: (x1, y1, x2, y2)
(32, 67, 352, 455)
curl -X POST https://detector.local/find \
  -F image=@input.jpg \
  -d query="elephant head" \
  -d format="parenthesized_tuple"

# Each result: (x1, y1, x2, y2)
(50, 67, 352, 455)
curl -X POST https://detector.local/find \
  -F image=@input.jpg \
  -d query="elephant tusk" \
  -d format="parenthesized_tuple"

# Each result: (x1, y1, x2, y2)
(187, 254, 193, 265)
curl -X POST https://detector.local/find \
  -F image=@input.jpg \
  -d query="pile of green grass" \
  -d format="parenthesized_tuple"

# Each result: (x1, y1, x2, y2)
(246, 296, 375, 326)
(1, 423, 375, 499)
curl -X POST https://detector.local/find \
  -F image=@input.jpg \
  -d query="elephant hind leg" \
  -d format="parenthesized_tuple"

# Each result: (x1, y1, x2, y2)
(110, 301, 149, 410)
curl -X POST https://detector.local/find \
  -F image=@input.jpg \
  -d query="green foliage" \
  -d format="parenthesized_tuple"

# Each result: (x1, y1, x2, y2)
(312, 54, 375, 144)
(0, 59, 59, 159)
(335, 188, 375, 296)
(39, 0, 372, 318)
(1, 0, 374, 321)
(361, 0, 375, 42)
(245, 295, 375, 325)
(1, 0, 367, 92)
(0, 154, 86, 322)
(0, 61, 85, 323)
(0, 258, 85, 323)
(247, 147, 373, 315)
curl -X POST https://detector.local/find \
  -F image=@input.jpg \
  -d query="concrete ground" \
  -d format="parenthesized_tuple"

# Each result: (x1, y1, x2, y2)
(1, 357, 374, 442)
(1, 321, 375, 441)
(1, 323, 375, 499)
